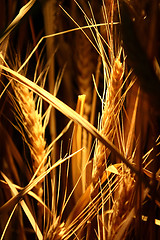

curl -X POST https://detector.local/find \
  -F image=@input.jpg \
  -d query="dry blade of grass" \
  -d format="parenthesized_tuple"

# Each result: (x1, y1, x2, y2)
(0, 0, 36, 44)
(1, 172, 43, 240)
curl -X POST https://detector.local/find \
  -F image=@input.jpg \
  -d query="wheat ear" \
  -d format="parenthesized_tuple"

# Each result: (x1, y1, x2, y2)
(12, 81, 46, 199)
(92, 54, 124, 186)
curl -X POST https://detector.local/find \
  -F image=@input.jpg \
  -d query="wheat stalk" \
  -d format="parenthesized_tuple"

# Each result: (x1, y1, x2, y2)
(71, 94, 87, 201)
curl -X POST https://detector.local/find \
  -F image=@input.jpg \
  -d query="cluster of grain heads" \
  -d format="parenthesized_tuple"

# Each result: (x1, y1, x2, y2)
(0, 0, 160, 239)
(0, 53, 138, 240)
